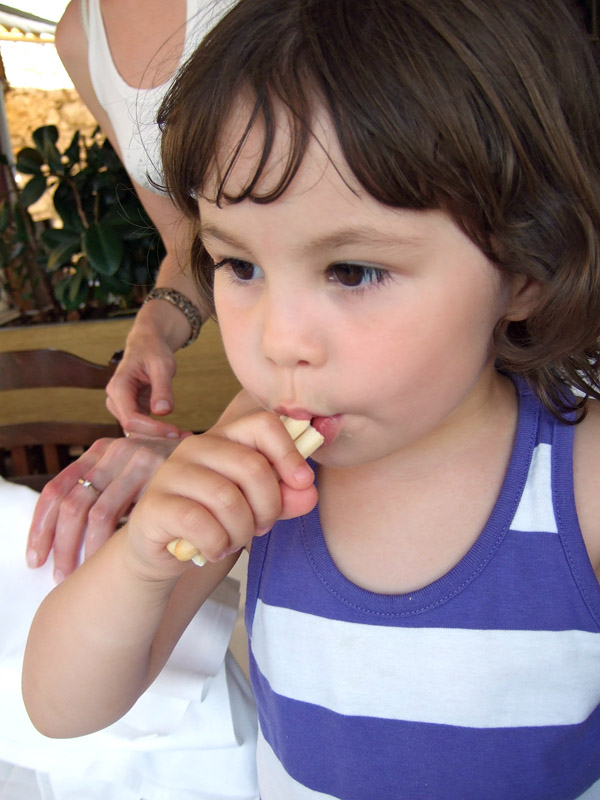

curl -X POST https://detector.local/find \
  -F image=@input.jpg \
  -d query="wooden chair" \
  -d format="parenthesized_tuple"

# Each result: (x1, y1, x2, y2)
(0, 348, 122, 490)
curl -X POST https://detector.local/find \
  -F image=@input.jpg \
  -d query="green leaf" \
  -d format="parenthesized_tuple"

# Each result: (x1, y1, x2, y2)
(15, 147, 43, 175)
(83, 222, 123, 276)
(13, 211, 27, 243)
(32, 125, 63, 174)
(32, 125, 58, 149)
(53, 181, 83, 230)
(45, 234, 82, 272)
(0, 201, 10, 233)
(20, 174, 47, 207)
(54, 269, 88, 310)
(40, 227, 79, 249)
(64, 130, 81, 166)
(68, 269, 86, 304)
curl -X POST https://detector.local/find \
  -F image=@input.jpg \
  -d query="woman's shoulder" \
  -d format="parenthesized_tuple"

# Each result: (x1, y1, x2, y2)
(55, 1, 108, 125)
(573, 398, 600, 580)
(55, 1, 86, 69)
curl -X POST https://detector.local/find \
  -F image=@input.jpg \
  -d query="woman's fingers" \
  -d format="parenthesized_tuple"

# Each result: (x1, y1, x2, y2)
(27, 436, 180, 581)
(82, 443, 177, 559)
(26, 439, 114, 569)
(105, 345, 181, 437)
(146, 357, 177, 417)
(106, 390, 182, 439)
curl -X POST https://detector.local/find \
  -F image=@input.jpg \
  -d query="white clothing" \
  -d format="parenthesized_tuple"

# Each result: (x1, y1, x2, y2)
(84, 0, 232, 191)
(0, 476, 258, 799)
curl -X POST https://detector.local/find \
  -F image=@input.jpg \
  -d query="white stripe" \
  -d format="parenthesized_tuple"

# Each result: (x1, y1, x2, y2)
(511, 443, 557, 532)
(257, 729, 337, 800)
(578, 777, 600, 799)
(251, 600, 600, 728)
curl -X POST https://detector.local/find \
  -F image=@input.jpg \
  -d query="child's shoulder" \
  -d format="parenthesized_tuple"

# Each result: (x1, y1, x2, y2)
(574, 399, 600, 581)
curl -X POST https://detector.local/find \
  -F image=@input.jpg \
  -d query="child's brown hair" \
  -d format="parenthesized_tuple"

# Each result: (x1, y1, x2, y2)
(159, 0, 600, 420)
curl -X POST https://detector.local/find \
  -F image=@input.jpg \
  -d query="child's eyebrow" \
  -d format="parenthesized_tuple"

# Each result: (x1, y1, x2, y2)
(200, 223, 423, 254)
(304, 227, 424, 252)
(200, 224, 246, 250)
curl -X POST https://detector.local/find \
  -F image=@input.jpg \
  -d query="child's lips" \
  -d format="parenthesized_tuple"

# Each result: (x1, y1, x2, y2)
(275, 408, 344, 447)
(308, 414, 343, 446)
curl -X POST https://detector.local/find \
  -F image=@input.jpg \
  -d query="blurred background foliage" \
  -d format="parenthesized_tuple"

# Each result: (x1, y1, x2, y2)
(0, 124, 163, 323)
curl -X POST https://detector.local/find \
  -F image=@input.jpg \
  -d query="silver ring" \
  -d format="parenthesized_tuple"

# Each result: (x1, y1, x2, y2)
(77, 477, 100, 494)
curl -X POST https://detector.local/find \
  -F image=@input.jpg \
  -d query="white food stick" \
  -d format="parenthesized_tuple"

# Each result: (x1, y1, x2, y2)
(166, 415, 324, 565)
(167, 537, 208, 566)
(281, 416, 312, 440)
(293, 425, 325, 459)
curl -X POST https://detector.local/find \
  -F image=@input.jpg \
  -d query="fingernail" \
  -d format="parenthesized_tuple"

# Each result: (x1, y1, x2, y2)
(154, 400, 171, 414)
(293, 464, 314, 482)
(255, 526, 272, 536)
(54, 570, 65, 584)
(166, 431, 180, 439)
(26, 549, 39, 568)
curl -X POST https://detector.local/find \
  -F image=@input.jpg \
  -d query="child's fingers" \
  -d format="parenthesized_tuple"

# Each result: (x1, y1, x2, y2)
(136, 436, 286, 561)
(153, 487, 238, 563)
(164, 462, 264, 558)
(210, 411, 316, 491)
(279, 482, 319, 521)
(132, 490, 233, 568)
(142, 411, 320, 568)
(169, 434, 285, 532)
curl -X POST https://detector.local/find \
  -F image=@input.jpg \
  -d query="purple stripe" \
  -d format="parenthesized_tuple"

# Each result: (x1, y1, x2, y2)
(251, 655, 600, 800)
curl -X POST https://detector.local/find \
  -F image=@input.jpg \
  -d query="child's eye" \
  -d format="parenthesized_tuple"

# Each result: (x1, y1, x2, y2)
(328, 263, 388, 288)
(214, 258, 263, 281)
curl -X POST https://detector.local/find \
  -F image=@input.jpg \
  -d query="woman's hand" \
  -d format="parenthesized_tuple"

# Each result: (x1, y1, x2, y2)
(27, 435, 182, 582)
(105, 318, 184, 438)
(124, 412, 318, 580)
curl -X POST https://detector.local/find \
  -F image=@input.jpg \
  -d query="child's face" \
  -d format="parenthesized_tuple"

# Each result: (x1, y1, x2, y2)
(199, 108, 517, 468)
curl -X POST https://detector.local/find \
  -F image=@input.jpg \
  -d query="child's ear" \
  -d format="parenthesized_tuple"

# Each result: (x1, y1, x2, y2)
(504, 274, 543, 322)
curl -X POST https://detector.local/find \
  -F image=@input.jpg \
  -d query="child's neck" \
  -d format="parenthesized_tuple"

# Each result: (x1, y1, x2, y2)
(318, 373, 520, 595)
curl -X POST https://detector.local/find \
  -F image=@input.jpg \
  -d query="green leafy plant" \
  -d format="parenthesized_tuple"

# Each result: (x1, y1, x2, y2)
(0, 124, 164, 322)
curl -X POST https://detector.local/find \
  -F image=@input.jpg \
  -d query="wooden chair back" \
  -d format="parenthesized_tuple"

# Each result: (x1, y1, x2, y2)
(0, 349, 122, 490)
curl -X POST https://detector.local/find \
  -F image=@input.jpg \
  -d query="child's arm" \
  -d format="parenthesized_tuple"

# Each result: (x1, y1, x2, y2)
(23, 531, 234, 738)
(22, 412, 317, 738)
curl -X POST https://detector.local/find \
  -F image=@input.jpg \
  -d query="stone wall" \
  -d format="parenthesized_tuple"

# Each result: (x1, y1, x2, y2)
(3, 86, 98, 221)
(4, 85, 97, 157)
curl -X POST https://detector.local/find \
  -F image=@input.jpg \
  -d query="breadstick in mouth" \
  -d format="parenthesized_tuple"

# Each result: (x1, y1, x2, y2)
(166, 415, 324, 566)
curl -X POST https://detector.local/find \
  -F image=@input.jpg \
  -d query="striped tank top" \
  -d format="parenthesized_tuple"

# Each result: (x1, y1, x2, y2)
(246, 380, 600, 799)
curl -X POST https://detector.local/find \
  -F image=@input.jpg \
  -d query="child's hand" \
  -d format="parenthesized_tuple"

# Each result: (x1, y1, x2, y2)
(123, 412, 318, 578)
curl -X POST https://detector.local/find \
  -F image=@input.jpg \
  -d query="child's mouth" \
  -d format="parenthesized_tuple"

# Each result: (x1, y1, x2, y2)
(309, 414, 343, 446)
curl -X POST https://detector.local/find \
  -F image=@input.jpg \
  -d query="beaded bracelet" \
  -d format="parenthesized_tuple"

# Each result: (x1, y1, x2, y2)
(143, 287, 203, 348)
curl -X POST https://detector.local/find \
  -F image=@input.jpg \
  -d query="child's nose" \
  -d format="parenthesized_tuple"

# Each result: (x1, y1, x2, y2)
(260, 294, 324, 368)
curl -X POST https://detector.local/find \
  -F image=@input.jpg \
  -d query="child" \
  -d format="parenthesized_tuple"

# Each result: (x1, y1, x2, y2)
(24, 0, 600, 797)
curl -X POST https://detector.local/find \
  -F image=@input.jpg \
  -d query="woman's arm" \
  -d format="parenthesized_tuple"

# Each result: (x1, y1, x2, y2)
(55, 2, 205, 436)
(103, 194, 201, 436)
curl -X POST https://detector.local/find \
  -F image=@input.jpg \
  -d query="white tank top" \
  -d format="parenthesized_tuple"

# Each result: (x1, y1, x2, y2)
(83, 0, 230, 193)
